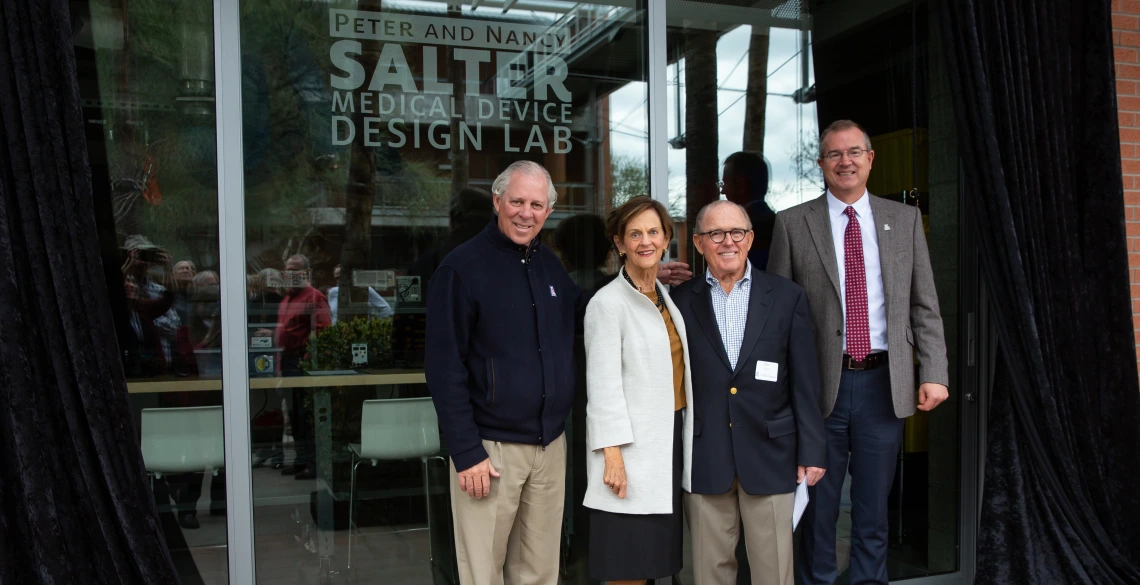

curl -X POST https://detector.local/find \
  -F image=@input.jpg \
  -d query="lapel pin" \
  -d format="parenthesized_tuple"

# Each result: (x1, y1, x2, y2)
(883, 224, 891, 231)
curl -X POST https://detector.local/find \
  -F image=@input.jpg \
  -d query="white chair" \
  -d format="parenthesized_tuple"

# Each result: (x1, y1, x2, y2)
(140, 406, 226, 479)
(348, 398, 441, 569)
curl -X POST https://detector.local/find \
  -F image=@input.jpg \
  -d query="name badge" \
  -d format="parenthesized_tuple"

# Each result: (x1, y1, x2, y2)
(755, 360, 779, 382)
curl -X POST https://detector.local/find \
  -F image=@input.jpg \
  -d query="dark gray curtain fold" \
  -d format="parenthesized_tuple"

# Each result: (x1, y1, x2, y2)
(938, 1, 1140, 583)
(0, 0, 180, 583)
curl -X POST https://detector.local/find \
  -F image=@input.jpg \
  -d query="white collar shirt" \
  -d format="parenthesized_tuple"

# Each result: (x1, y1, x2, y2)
(826, 190, 888, 352)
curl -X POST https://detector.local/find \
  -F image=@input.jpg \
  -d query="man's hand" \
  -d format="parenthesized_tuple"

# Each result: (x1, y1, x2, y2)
(457, 457, 500, 499)
(658, 261, 693, 287)
(602, 446, 628, 499)
(917, 383, 949, 411)
(798, 465, 826, 487)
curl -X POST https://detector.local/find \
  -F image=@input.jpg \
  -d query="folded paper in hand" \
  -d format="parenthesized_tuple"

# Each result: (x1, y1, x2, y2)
(793, 478, 809, 530)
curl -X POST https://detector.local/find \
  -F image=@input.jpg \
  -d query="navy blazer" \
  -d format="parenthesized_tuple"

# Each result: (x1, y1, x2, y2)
(671, 268, 826, 496)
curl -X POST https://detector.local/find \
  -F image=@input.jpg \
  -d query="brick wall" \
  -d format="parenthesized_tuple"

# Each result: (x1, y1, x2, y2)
(1114, 1, 1140, 365)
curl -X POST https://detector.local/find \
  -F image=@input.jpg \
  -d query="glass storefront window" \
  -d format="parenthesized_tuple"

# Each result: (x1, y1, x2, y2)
(239, 2, 647, 582)
(68, 0, 968, 582)
(73, 0, 229, 582)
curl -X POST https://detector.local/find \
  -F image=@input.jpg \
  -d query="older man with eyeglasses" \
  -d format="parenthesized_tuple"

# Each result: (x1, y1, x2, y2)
(670, 200, 827, 585)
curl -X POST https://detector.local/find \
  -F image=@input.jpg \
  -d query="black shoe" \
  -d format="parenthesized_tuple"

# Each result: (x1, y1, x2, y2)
(178, 513, 200, 530)
(293, 467, 316, 480)
(280, 465, 300, 475)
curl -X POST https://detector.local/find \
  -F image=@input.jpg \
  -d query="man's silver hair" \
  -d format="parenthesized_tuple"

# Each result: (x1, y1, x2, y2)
(491, 161, 558, 207)
(695, 200, 753, 233)
(286, 254, 311, 271)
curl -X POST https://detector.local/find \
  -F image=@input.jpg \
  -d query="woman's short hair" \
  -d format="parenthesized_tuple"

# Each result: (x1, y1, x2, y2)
(605, 196, 675, 261)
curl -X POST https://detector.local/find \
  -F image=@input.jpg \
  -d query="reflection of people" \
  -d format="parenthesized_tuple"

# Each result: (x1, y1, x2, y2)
(583, 196, 693, 583)
(171, 260, 197, 325)
(249, 268, 286, 469)
(121, 235, 180, 377)
(425, 161, 580, 585)
(274, 254, 331, 480)
(249, 268, 284, 326)
(721, 152, 776, 270)
(168, 270, 227, 529)
(275, 254, 331, 372)
(409, 186, 495, 291)
(672, 200, 826, 585)
(554, 213, 614, 297)
(768, 120, 949, 585)
(173, 270, 222, 376)
(187, 271, 222, 348)
(328, 264, 393, 322)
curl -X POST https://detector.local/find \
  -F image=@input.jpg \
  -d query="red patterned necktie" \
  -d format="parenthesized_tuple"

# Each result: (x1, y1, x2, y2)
(843, 206, 871, 361)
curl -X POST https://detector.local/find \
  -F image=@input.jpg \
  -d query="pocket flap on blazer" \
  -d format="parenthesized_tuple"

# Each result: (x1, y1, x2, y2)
(905, 326, 915, 346)
(765, 415, 796, 438)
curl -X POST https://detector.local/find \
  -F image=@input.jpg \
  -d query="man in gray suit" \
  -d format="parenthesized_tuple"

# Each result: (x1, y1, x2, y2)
(768, 119, 949, 585)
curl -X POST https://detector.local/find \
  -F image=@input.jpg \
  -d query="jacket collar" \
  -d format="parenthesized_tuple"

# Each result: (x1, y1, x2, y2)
(483, 218, 542, 256)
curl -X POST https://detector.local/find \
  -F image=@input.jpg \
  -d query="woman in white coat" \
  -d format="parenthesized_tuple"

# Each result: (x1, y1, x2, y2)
(584, 196, 694, 584)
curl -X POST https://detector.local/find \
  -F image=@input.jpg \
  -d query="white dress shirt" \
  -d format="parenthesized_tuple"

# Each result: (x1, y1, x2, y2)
(826, 190, 888, 352)
(328, 286, 394, 323)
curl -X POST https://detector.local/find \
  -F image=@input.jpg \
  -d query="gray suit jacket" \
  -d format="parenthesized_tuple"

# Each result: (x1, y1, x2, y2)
(768, 193, 948, 418)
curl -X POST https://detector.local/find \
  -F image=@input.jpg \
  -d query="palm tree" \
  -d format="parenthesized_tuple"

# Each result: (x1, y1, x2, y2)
(743, 27, 770, 154)
(684, 29, 719, 268)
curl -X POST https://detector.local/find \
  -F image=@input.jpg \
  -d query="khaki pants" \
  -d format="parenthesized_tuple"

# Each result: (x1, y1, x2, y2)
(685, 480, 795, 585)
(449, 434, 566, 585)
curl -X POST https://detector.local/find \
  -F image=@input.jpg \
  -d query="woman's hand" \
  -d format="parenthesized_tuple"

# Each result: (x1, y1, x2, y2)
(602, 446, 627, 499)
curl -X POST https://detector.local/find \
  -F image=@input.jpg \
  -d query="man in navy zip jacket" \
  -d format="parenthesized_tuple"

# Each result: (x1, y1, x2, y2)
(426, 161, 583, 585)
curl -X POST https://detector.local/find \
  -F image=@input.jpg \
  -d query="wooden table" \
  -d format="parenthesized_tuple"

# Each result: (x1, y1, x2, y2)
(126, 370, 427, 393)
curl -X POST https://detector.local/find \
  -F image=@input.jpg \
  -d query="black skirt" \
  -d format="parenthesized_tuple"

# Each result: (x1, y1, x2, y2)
(588, 410, 684, 581)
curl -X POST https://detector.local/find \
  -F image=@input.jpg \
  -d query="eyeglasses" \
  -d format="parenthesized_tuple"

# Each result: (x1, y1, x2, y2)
(696, 228, 750, 243)
(822, 147, 869, 162)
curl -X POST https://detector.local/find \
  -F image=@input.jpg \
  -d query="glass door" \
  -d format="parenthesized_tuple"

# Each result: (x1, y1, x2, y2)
(661, 0, 966, 582)
(232, 1, 651, 583)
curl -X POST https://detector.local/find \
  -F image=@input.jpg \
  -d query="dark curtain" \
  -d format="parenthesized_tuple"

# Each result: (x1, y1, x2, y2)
(0, 1, 180, 583)
(938, 1, 1140, 584)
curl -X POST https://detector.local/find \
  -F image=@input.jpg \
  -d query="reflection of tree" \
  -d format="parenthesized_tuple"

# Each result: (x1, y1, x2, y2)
(768, 133, 824, 210)
(610, 154, 648, 206)
(90, 0, 343, 269)
(788, 134, 823, 190)
(447, 4, 470, 196)
(685, 30, 719, 265)
(743, 27, 770, 154)
(340, 0, 383, 318)
(380, 160, 451, 234)
(91, 0, 221, 262)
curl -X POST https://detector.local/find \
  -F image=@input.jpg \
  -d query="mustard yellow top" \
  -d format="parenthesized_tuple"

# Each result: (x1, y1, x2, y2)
(645, 289, 686, 411)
